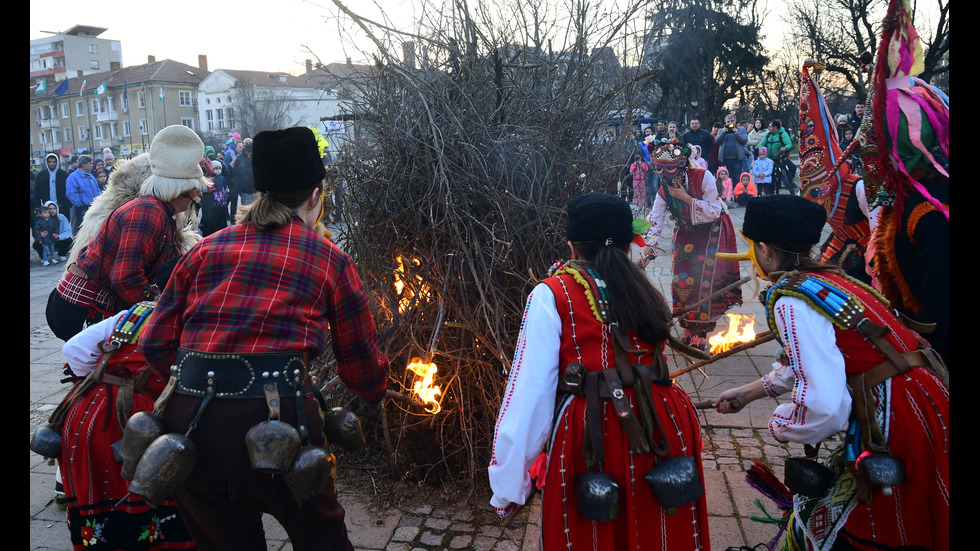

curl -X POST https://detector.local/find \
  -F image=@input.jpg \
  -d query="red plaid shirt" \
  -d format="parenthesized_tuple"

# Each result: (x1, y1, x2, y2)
(75, 195, 180, 307)
(138, 216, 388, 404)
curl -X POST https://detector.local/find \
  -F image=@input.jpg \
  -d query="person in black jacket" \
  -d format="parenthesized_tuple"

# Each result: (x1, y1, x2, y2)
(34, 153, 71, 216)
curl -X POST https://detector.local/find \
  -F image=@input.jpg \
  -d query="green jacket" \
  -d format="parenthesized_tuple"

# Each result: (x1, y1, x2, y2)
(761, 128, 793, 159)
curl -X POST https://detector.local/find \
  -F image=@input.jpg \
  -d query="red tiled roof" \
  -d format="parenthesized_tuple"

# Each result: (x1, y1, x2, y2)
(217, 69, 319, 88)
(30, 59, 209, 99)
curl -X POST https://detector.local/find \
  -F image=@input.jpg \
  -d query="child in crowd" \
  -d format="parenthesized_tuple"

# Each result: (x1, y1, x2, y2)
(733, 172, 757, 207)
(33, 206, 60, 266)
(95, 169, 109, 192)
(716, 167, 734, 207)
(752, 146, 774, 196)
(629, 154, 648, 212)
(690, 145, 708, 170)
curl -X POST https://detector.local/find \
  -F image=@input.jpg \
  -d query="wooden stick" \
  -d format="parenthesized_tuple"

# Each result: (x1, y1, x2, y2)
(672, 275, 753, 318)
(669, 331, 775, 378)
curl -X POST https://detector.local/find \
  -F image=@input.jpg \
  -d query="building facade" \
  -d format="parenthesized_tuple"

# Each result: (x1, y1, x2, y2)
(30, 25, 122, 83)
(30, 57, 208, 166)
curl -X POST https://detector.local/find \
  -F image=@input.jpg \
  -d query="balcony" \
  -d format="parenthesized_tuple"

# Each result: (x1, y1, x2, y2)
(38, 119, 61, 129)
(96, 111, 119, 122)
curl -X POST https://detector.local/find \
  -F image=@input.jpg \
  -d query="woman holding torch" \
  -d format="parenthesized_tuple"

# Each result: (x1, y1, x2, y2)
(712, 194, 948, 551)
(489, 193, 709, 551)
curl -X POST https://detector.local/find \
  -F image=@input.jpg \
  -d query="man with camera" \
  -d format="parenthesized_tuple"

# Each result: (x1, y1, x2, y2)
(714, 114, 748, 187)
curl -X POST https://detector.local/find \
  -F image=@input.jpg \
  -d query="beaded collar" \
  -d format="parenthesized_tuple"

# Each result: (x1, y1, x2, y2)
(110, 301, 157, 345)
(550, 260, 612, 324)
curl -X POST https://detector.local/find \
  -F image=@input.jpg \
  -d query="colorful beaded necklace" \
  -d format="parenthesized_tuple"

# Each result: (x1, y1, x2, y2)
(110, 301, 157, 345)
(550, 260, 613, 324)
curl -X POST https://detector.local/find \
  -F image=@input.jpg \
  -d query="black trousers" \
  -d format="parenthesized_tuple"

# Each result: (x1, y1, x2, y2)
(45, 289, 92, 342)
(162, 392, 353, 551)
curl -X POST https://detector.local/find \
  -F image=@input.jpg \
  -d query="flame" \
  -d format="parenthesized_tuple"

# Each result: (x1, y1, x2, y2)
(406, 357, 442, 414)
(394, 256, 431, 314)
(708, 314, 757, 355)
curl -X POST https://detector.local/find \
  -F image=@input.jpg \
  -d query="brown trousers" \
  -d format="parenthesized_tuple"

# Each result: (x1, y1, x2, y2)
(162, 393, 353, 551)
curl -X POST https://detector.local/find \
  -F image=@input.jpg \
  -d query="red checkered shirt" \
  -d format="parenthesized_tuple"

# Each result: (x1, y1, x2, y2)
(74, 195, 180, 307)
(138, 215, 388, 404)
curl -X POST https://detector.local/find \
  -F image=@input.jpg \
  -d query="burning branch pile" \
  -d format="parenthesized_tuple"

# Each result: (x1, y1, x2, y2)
(311, 0, 657, 490)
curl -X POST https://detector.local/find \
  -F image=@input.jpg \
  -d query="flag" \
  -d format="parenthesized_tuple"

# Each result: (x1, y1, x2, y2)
(122, 82, 129, 112)
(79, 80, 87, 96)
(55, 80, 68, 96)
(96, 81, 107, 95)
(34, 80, 47, 94)
(159, 86, 165, 101)
(139, 83, 145, 104)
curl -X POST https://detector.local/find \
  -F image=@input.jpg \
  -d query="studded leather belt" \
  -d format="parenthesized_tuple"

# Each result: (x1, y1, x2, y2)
(171, 348, 312, 399)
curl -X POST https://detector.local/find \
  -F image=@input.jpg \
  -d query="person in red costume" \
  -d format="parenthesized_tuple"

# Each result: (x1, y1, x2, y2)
(490, 193, 710, 551)
(714, 194, 948, 551)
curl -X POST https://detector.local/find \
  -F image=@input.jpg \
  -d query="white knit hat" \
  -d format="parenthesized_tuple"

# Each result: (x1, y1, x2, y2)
(140, 125, 208, 201)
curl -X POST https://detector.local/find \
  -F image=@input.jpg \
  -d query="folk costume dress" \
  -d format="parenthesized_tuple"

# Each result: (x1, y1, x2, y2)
(644, 166, 742, 343)
(58, 305, 195, 550)
(760, 271, 948, 551)
(489, 263, 710, 551)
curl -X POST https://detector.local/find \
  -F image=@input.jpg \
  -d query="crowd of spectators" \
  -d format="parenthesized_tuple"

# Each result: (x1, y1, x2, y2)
(621, 113, 805, 209)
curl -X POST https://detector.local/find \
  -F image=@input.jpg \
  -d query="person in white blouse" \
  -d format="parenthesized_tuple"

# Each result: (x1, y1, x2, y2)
(489, 193, 709, 551)
(712, 195, 948, 551)
(640, 141, 743, 352)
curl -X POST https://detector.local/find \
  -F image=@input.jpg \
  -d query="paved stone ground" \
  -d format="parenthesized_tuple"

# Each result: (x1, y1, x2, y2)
(30, 195, 834, 550)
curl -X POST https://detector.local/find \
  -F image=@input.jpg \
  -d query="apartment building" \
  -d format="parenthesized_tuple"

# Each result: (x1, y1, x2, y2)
(30, 56, 208, 166)
(30, 25, 122, 83)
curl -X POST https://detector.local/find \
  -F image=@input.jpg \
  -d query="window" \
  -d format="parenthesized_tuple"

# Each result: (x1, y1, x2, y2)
(78, 126, 87, 140)
(138, 91, 146, 109)
(61, 103, 69, 118)
(64, 128, 72, 142)
(227, 108, 235, 129)
(89, 44, 99, 54)
(39, 130, 48, 144)
(90, 60, 100, 70)
(76, 101, 84, 116)
(93, 124, 103, 140)
(181, 118, 194, 130)
(37, 107, 46, 121)
(179, 91, 192, 107)
(216, 109, 224, 129)
(91, 99, 100, 113)
(206, 110, 214, 130)
(139, 119, 148, 135)
(123, 121, 131, 137)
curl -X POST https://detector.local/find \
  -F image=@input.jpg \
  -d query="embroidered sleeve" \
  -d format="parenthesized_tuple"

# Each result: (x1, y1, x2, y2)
(62, 312, 126, 377)
(690, 171, 723, 225)
(645, 192, 669, 250)
(488, 283, 561, 514)
(767, 297, 852, 445)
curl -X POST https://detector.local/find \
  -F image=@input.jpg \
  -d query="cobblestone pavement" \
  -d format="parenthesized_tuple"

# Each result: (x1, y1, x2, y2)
(30, 200, 832, 550)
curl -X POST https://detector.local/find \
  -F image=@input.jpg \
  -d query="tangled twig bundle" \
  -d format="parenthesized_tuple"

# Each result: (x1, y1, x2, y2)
(315, 0, 657, 491)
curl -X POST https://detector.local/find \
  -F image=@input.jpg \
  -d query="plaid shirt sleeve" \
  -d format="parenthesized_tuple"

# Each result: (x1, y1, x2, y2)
(138, 250, 194, 377)
(326, 254, 389, 405)
(109, 200, 173, 306)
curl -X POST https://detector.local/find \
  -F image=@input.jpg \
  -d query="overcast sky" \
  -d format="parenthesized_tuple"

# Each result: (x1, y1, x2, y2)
(30, 0, 421, 74)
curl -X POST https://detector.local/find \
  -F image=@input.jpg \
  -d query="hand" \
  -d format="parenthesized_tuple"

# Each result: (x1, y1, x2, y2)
(39, 230, 48, 237)
(667, 184, 692, 204)
(53, 233, 59, 240)
(712, 388, 744, 414)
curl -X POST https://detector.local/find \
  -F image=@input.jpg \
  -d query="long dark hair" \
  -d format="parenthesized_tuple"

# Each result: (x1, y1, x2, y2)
(572, 241, 672, 345)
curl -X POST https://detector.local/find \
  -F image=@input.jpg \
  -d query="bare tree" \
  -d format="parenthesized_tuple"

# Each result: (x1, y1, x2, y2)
(783, 0, 949, 102)
(230, 83, 298, 138)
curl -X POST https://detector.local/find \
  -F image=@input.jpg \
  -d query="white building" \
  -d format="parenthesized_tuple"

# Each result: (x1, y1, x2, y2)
(30, 25, 122, 83)
(197, 69, 342, 145)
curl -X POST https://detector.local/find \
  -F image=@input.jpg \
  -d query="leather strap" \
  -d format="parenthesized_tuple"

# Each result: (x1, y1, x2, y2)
(583, 370, 603, 468)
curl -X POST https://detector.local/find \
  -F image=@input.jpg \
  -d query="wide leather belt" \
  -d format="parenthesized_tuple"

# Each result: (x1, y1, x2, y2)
(172, 348, 310, 399)
(557, 362, 669, 398)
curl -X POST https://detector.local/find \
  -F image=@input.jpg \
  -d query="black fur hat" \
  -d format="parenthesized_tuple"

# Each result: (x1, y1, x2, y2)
(743, 195, 827, 245)
(252, 127, 326, 193)
(566, 193, 633, 245)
